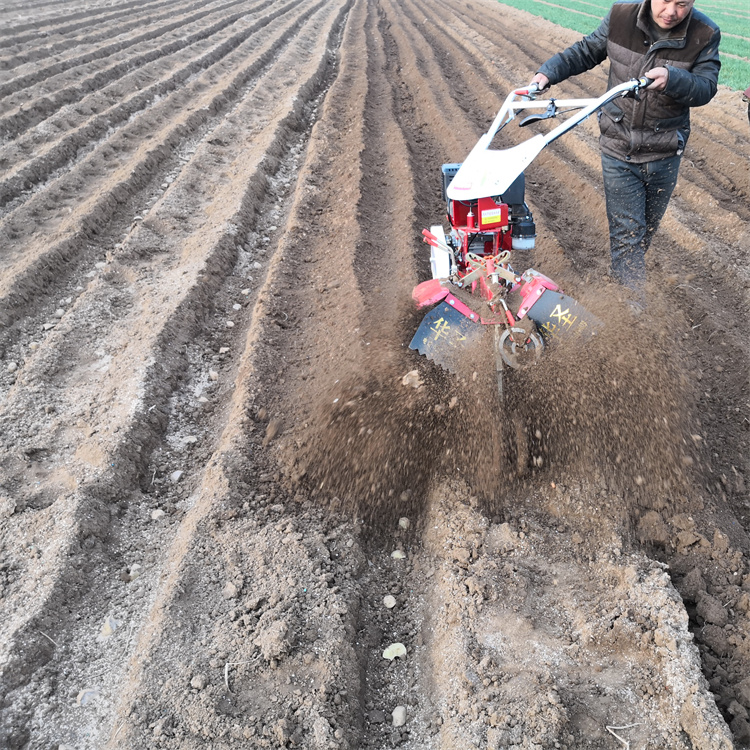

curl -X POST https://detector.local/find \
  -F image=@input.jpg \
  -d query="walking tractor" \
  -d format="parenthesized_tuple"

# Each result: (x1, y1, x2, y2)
(410, 77, 654, 385)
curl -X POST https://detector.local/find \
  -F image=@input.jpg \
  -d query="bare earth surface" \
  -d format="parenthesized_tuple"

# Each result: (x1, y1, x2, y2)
(1, 0, 749, 748)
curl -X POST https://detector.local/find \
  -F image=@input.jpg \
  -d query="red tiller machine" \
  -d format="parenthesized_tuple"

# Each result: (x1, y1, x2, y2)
(410, 78, 654, 387)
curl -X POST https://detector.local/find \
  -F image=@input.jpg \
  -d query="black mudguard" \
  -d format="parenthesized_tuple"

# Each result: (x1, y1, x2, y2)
(525, 289, 602, 343)
(409, 301, 486, 374)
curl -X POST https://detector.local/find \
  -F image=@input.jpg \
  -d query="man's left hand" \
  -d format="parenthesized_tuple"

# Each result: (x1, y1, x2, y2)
(645, 67, 669, 91)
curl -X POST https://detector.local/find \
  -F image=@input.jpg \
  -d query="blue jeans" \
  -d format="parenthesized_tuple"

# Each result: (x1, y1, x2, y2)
(601, 153, 681, 301)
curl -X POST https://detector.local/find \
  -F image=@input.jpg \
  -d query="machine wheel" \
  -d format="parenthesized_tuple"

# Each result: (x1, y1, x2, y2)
(498, 326, 543, 369)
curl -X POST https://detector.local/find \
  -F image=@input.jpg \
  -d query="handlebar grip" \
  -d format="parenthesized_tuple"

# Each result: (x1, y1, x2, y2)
(637, 76, 655, 89)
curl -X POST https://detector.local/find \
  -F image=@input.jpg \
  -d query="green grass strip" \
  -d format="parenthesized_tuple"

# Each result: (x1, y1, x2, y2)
(719, 57, 750, 91)
(496, 0, 599, 34)
(496, 0, 750, 89)
(721, 37, 750, 59)
(701, 2, 750, 16)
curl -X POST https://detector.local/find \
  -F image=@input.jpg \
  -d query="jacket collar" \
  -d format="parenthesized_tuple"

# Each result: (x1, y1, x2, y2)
(637, 0, 694, 42)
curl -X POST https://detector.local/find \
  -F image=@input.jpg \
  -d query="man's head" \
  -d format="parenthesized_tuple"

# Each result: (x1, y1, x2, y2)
(650, 0, 694, 30)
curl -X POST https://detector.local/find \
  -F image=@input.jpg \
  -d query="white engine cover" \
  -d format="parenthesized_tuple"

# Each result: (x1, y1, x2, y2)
(429, 225, 451, 279)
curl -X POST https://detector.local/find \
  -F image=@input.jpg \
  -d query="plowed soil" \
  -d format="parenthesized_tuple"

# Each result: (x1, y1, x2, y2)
(1, 0, 749, 748)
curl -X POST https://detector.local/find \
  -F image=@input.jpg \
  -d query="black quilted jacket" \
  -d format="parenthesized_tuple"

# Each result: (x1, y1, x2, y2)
(538, 0, 720, 162)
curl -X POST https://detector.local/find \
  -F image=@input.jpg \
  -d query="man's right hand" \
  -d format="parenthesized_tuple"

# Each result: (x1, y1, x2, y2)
(530, 73, 550, 91)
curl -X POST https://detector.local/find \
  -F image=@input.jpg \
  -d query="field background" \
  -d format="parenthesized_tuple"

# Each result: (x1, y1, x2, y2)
(496, 0, 750, 90)
(0, 0, 748, 748)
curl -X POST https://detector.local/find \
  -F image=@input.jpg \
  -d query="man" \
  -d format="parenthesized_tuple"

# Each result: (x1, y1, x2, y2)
(530, 0, 720, 310)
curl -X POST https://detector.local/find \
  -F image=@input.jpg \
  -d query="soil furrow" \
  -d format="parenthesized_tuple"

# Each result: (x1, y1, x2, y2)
(0, 0, 305, 209)
(0, 0, 322, 346)
(0, 2, 350, 746)
(1, 0, 749, 747)
(91, 5, 354, 748)
(0, 0, 201, 47)
(0, 0, 198, 70)
(0, 0, 255, 105)
(419, 482, 734, 748)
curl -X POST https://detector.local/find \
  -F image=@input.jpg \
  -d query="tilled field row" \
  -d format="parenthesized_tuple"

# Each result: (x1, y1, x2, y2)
(0, 0, 271, 122)
(269, 0, 747, 746)
(0, 0, 329, 345)
(257, 0, 741, 748)
(0, 0, 192, 70)
(1, 0, 749, 748)
(0, 0, 211, 51)
(0, 0, 289, 201)
(0, 0, 352, 746)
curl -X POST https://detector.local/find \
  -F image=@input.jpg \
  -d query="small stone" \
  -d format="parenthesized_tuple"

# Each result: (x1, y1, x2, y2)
(226, 320, 234, 328)
(391, 550, 406, 559)
(128, 564, 142, 581)
(383, 595, 397, 609)
(253, 261, 262, 270)
(209, 370, 219, 381)
(369, 710, 386, 724)
(54, 308, 65, 318)
(219, 347, 230, 354)
(241, 288, 251, 295)
(233, 303, 241, 311)
(392, 706, 407, 727)
(0, 496, 17, 518)
(150, 509, 166, 521)
(222, 582, 239, 599)
(99, 615, 122, 638)
(191, 674, 208, 690)
(382, 643, 407, 660)
(76, 689, 99, 706)
(170, 470, 183, 483)
(6, 362, 18, 373)
(401, 370, 422, 388)
(398, 517, 410, 530)
(43, 322, 57, 331)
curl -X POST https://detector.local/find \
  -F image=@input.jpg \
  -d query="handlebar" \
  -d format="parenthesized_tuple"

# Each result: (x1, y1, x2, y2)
(447, 77, 664, 201)
(520, 76, 654, 99)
